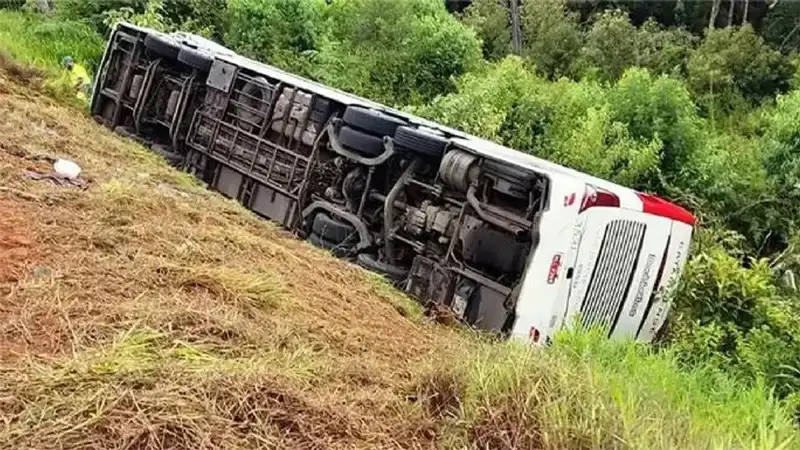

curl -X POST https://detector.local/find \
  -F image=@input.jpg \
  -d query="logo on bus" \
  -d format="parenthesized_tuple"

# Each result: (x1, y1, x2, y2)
(547, 254, 562, 284)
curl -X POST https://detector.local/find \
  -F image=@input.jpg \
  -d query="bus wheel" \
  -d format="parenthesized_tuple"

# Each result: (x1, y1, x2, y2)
(395, 126, 449, 158)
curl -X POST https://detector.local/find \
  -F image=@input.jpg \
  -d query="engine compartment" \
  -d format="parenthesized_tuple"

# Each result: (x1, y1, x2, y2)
(91, 26, 550, 334)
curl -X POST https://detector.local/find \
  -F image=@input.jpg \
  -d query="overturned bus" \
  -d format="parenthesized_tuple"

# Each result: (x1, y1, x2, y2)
(90, 23, 695, 344)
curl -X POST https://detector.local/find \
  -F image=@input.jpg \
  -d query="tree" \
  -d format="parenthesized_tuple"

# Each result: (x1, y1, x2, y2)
(461, 0, 511, 60)
(728, 0, 735, 27)
(225, 0, 323, 75)
(519, 0, 582, 79)
(709, 0, 721, 28)
(687, 25, 793, 113)
(313, 0, 482, 105)
(635, 19, 697, 79)
(577, 9, 638, 82)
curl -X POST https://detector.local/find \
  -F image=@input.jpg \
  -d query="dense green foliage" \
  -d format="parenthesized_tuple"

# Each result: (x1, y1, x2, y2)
(0, 9, 103, 70)
(226, 0, 482, 105)
(5, 0, 800, 426)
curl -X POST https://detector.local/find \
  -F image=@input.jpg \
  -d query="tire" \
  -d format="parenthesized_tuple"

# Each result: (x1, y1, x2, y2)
(115, 126, 146, 144)
(235, 76, 273, 128)
(115, 126, 136, 139)
(152, 144, 184, 167)
(356, 254, 408, 281)
(343, 106, 406, 137)
(338, 126, 385, 157)
(178, 47, 213, 72)
(144, 33, 180, 60)
(312, 213, 356, 244)
(307, 233, 335, 249)
(395, 126, 449, 158)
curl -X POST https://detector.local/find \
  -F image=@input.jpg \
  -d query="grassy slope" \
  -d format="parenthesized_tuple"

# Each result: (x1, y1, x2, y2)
(0, 12, 798, 450)
(0, 10, 103, 71)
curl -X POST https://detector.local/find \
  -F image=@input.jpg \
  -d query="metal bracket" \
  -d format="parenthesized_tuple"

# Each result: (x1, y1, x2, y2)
(301, 201, 373, 251)
(325, 121, 396, 166)
(207, 59, 237, 93)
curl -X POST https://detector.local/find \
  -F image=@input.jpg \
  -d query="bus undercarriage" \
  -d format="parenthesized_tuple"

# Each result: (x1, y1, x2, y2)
(91, 26, 550, 335)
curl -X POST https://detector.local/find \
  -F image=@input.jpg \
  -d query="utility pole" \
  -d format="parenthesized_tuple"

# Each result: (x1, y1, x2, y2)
(509, 0, 522, 55)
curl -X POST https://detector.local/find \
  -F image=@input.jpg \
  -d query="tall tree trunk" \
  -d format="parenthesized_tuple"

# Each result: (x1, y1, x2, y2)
(728, 0, 736, 27)
(674, 0, 685, 26)
(709, 0, 721, 29)
(508, 0, 522, 55)
(743, 0, 749, 24)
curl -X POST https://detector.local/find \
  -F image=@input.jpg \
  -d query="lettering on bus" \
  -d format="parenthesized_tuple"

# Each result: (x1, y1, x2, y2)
(628, 253, 657, 318)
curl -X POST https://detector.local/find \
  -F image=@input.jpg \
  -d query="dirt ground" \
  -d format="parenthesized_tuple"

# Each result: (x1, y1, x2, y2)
(0, 65, 468, 450)
(0, 200, 34, 282)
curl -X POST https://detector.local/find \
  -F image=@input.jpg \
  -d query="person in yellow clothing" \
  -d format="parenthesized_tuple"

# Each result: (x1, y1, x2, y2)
(61, 56, 91, 101)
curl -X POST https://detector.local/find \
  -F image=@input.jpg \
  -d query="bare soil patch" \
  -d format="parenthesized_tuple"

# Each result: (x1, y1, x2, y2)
(0, 200, 34, 282)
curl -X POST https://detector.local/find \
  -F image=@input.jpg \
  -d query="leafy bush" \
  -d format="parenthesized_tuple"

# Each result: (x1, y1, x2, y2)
(460, 0, 511, 60)
(55, 0, 148, 34)
(0, 0, 26, 10)
(578, 11, 697, 82)
(520, 0, 582, 79)
(606, 67, 702, 187)
(101, 0, 172, 33)
(670, 229, 800, 403)
(224, 0, 322, 75)
(0, 10, 103, 71)
(635, 19, 696, 79)
(162, 0, 227, 41)
(415, 56, 537, 139)
(224, 0, 480, 105)
(576, 9, 637, 82)
(314, 0, 481, 105)
(423, 63, 707, 191)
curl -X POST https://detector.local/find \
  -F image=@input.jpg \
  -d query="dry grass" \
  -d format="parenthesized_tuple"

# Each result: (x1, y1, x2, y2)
(0, 66, 461, 449)
(1, 61, 798, 450)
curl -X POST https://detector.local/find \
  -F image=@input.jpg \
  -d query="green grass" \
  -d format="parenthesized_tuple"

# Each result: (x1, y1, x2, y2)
(432, 328, 799, 449)
(0, 10, 103, 73)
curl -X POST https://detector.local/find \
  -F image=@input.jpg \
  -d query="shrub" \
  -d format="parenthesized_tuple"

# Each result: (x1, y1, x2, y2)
(55, 0, 148, 34)
(314, 0, 481, 105)
(635, 19, 696, 79)
(606, 67, 702, 187)
(520, 0, 582, 79)
(0, 0, 26, 10)
(101, 0, 172, 33)
(669, 229, 800, 403)
(460, 0, 511, 60)
(576, 9, 637, 82)
(162, 0, 227, 41)
(415, 56, 537, 139)
(224, 0, 322, 75)
(0, 10, 103, 71)
(577, 11, 697, 83)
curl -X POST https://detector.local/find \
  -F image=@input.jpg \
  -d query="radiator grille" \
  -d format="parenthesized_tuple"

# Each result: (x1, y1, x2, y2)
(579, 219, 646, 335)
